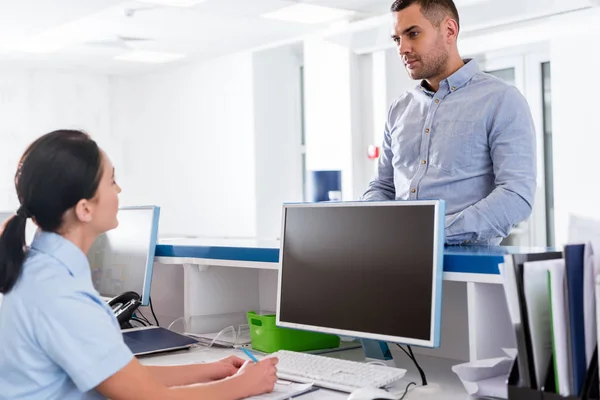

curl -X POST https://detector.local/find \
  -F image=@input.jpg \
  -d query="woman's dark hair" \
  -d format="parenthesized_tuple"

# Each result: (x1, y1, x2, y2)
(0, 130, 103, 294)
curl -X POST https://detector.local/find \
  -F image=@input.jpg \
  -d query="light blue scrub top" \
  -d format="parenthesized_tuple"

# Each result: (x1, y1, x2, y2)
(0, 231, 133, 400)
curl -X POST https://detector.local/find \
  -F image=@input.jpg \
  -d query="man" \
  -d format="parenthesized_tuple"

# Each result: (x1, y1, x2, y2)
(362, 0, 536, 245)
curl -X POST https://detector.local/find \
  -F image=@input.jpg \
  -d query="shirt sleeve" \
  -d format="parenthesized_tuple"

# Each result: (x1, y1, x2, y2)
(35, 291, 134, 393)
(445, 86, 537, 244)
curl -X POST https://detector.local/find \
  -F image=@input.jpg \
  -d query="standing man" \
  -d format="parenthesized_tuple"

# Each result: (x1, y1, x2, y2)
(362, 0, 537, 245)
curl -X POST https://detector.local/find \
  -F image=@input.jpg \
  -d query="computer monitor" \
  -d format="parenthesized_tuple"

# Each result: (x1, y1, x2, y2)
(0, 211, 38, 245)
(88, 206, 160, 306)
(276, 200, 445, 348)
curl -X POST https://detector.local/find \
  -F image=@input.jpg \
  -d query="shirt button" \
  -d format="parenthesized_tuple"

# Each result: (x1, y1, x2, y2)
(425, 128, 430, 133)
(451, 86, 456, 91)
(435, 99, 439, 104)
(411, 188, 416, 194)
(421, 160, 427, 165)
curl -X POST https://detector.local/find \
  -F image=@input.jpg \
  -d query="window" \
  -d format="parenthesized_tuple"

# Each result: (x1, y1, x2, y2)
(487, 68, 516, 85)
(300, 65, 307, 201)
(541, 62, 554, 246)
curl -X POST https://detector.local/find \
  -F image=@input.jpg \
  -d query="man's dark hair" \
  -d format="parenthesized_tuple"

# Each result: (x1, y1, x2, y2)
(390, 0, 460, 31)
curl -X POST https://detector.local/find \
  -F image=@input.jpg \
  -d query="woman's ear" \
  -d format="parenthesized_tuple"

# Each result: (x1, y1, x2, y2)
(74, 199, 93, 223)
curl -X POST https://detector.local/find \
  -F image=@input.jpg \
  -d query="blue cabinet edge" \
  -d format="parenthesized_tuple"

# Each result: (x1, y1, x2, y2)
(155, 244, 554, 275)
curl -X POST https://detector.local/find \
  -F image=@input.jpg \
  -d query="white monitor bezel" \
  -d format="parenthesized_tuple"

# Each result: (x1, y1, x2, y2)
(275, 200, 444, 348)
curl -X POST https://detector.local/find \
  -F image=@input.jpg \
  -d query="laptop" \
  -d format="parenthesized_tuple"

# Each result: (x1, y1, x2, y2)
(122, 326, 198, 356)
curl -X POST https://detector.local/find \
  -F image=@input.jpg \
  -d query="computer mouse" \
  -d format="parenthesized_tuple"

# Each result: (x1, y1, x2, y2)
(347, 387, 397, 400)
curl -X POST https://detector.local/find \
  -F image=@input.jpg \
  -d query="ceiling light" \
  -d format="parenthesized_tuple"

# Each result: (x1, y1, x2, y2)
(115, 50, 186, 63)
(3, 24, 96, 53)
(454, 0, 492, 5)
(261, 4, 355, 24)
(135, 0, 207, 7)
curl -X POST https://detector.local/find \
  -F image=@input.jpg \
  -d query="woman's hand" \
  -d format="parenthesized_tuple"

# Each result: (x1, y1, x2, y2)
(234, 358, 279, 397)
(206, 356, 246, 380)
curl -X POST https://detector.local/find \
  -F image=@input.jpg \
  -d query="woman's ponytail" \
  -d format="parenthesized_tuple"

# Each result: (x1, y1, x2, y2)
(0, 209, 30, 294)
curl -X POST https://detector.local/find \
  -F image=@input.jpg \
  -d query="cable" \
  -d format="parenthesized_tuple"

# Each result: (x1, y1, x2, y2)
(131, 317, 148, 326)
(398, 382, 416, 400)
(136, 309, 152, 326)
(396, 344, 412, 360)
(407, 346, 427, 386)
(395, 344, 427, 386)
(149, 297, 160, 327)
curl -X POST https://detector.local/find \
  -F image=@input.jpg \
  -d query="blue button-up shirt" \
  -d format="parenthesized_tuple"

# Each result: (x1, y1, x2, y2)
(0, 232, 133, 400)
(362, 59, 536, 245)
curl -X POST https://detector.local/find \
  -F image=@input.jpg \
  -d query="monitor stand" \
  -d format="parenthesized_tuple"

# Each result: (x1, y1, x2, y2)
(360, 339, 396, 367)
(361, 339, 440, 394)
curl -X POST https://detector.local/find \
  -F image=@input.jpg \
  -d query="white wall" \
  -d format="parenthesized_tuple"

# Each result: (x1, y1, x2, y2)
(551, 32, 600, 246)
(354, 48, 416, 196)
(110, 53, 257, 238)
(303, 38, 359, 200)
(0, 68, 116, 211)
(252, 44, 304, 240)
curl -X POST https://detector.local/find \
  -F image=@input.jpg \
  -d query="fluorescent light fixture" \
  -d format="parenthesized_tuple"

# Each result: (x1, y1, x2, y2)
(261, 4, 355, 24)
(454, 0, 491, 5)
(136, 0, 207, 7)
(5, 25, 95, 53)
(115, 50, 186, 63)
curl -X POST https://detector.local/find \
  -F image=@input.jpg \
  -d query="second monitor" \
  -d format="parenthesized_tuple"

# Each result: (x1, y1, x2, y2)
(88, 205, 160, 307)
(277, 200, 445, 348)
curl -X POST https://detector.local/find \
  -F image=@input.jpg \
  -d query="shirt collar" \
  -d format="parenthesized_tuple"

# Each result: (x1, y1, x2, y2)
(30, 231, 91, 279)
(418, 58, 480, 94)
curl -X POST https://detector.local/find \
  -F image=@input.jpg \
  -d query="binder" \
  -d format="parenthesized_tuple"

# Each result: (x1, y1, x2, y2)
(507, 346, 599, 400)
(564, 244, 587, 395)
(508, 252, 563, 389)
(506, 246, 599, 400)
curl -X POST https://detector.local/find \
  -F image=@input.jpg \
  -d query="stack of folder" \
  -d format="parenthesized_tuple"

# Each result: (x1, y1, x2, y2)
(500, 245, 599, 399)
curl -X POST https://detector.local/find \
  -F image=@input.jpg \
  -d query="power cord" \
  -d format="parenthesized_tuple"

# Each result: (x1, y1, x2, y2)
(136, 309, 152, 326)
(131, 316, 149, 326)
(396, 344, 427, 386)
(149, 296, 160, 327)
(398, 382, 416, 400)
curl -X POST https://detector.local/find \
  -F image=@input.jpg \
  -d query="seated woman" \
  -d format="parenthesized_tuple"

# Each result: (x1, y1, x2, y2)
(0, 129, 278, 400)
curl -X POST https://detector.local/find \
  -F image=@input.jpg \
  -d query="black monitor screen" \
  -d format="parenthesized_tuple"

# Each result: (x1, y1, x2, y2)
(278, 202, 443, 346)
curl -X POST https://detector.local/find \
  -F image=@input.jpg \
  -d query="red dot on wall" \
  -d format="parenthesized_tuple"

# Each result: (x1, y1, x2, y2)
(367, 145, 380, 160)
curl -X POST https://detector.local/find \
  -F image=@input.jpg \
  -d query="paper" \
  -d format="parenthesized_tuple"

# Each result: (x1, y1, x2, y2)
(452, 356, 513, 399)
(246, 382, 314, 400)
(523, 260, 555, 391)
(499, 262, 521, 325)
(461, 375, 508, 398)
(502, 348, 518, 359)
(452, 357, 513, 382)
(547, 260, 571, 396)
(583, 243, 596, 366)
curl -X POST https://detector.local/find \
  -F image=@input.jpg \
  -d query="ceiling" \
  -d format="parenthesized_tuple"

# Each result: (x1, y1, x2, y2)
(0, 0, 596, 75)
(0, 0, 391, 74)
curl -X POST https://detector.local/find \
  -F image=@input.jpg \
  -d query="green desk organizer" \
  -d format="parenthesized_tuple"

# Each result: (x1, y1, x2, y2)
(247, 311, 340, 353)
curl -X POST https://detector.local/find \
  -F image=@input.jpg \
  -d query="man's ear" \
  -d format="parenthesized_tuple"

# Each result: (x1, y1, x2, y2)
(445, 17, 459, 43)
(74, 199, 93, 223)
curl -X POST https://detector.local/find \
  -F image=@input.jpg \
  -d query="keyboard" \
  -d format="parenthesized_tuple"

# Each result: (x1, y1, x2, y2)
(268, 350, 406, 393)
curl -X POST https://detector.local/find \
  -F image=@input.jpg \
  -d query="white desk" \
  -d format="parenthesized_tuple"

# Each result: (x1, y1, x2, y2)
(152, 239, 553, 363)
(138, 345, 474, 399)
